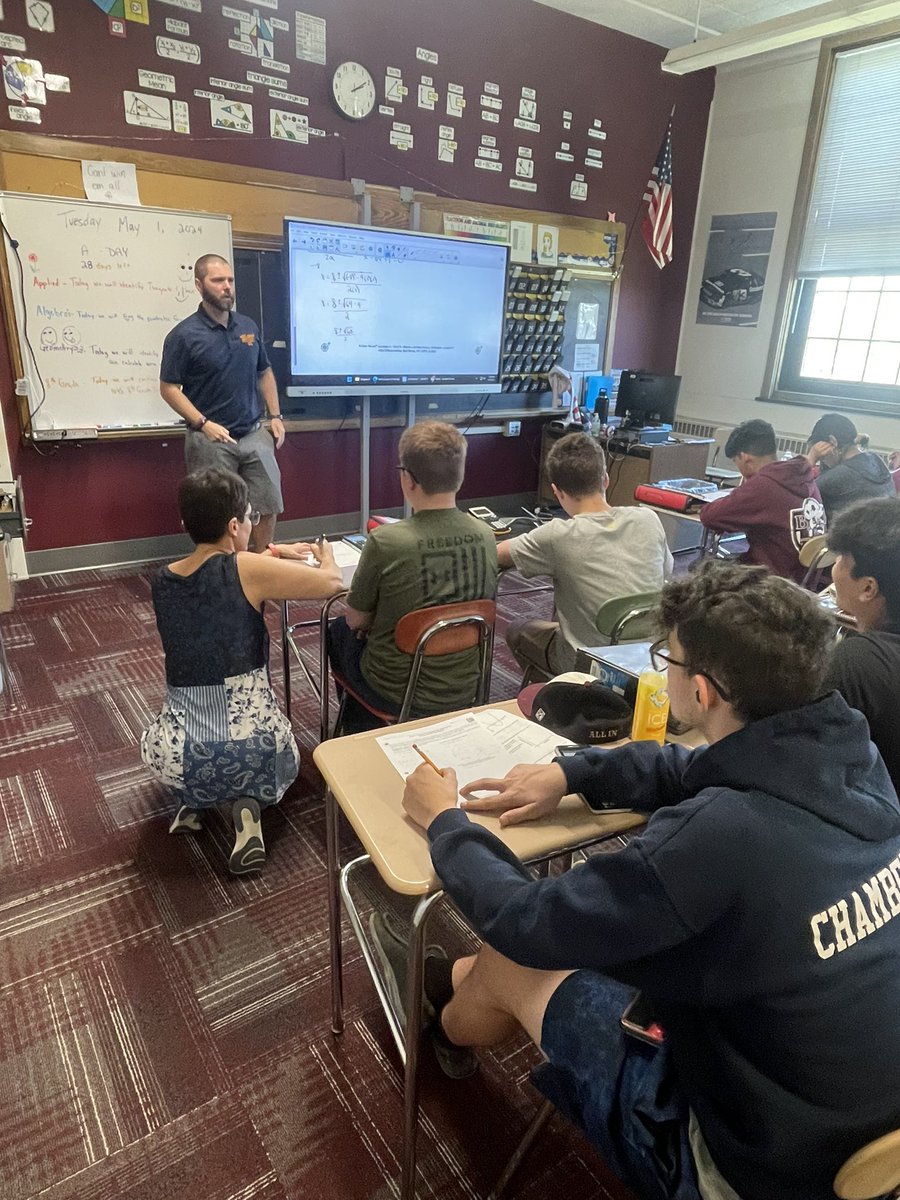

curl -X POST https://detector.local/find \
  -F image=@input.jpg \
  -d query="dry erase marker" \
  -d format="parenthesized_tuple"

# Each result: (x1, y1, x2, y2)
(412, 744, 441, 774)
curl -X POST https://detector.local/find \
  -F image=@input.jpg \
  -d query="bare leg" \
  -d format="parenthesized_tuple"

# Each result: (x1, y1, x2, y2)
(441, 943, 574, 1050)
(250, 513, 276, 552)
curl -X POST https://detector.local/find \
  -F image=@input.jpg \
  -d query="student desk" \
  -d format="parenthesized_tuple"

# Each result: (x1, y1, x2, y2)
(636, 500, 725, 556)
(313, 700, 647, 1200)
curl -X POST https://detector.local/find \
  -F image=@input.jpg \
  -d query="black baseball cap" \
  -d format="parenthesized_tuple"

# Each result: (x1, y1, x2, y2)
(517, 672, 633, 744)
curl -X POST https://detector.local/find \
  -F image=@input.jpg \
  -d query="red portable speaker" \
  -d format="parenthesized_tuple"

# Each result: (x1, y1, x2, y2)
(634, 484, 696, 512)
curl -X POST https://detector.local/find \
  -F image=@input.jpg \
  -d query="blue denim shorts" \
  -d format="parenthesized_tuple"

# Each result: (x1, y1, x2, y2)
(539, 970, 701, 1200)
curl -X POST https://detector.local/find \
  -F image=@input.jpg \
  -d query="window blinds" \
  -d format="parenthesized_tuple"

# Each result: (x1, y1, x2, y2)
(798, 37, 900, 276)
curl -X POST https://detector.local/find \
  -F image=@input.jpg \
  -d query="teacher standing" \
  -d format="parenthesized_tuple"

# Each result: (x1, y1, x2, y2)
(160, 254, 286, 551)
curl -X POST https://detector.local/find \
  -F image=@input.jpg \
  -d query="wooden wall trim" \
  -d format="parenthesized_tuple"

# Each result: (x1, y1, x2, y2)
(0, 130, 624, 261)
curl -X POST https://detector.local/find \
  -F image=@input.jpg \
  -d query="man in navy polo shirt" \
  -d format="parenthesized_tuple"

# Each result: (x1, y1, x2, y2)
(160, 254, 285, 551)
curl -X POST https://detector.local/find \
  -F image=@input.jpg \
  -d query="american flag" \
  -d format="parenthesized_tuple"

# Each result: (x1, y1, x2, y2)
(642, 120, 674, 269)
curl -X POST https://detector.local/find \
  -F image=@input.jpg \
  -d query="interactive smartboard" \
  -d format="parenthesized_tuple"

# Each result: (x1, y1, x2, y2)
(0, 193, 233, 433)
(284, 218, 508, 397)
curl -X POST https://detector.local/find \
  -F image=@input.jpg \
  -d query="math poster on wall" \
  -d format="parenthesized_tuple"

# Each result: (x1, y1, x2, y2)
(696, 212, 777, 328)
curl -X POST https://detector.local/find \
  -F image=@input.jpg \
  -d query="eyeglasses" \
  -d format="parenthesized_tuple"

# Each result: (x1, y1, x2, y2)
(395, 463, 419, 485)
(245, 509, 261, 527)
(649, 638, 732, 702)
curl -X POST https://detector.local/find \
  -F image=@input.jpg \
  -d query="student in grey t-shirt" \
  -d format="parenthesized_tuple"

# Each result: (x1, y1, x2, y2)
(499, 433, 672, 680)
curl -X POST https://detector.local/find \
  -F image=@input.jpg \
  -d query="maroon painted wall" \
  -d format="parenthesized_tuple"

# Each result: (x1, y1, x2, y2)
(0, 0, 713, 552)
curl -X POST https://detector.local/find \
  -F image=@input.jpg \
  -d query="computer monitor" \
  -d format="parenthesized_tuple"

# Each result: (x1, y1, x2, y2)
(617, 371, 681, 428)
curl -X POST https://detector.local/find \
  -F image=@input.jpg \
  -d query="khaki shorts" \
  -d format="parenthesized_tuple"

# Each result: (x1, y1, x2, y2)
(184, 423, 283, 514)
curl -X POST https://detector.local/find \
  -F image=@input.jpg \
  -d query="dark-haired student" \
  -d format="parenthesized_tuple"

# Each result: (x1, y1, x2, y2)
(806, 412, 893, 519)
(499, 432, 671, 679)
(698, 419, 824, 583)
(824, 496, 900, 791)
(142, 468, 344, 874)
(382, 561, 900, 1200)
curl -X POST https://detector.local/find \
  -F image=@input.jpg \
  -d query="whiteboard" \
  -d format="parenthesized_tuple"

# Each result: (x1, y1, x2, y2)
(0, 193, 233, 432)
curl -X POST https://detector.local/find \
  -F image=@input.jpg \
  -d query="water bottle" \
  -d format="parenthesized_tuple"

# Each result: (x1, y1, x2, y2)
(630, 665, 670, 744)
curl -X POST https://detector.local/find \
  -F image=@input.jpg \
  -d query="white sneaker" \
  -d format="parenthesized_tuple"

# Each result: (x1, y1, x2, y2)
(229, 798, 265, 875)
(168, 806, 203, 834)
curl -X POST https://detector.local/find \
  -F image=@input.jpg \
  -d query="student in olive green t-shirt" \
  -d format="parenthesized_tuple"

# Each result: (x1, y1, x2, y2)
(327, 422, 498, 725)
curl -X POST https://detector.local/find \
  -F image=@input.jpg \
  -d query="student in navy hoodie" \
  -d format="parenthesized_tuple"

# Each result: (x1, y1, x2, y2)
(393, 561, 900, 1200)
(699, 419, 825, 583)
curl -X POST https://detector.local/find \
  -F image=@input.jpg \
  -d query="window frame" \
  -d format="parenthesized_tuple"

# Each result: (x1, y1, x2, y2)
(763, 17, 900, 419)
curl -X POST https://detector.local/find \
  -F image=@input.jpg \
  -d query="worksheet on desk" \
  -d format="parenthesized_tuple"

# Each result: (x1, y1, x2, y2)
(376, 710, 575, 803)
(331, 541, 362, 569)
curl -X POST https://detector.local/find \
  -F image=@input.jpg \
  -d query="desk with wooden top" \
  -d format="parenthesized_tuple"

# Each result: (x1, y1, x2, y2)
(313, 699, 686, 1200)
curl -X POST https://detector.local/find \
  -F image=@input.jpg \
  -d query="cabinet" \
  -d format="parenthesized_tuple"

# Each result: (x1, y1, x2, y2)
(537, 427, 713, 508)
(603, 439, 712, 507)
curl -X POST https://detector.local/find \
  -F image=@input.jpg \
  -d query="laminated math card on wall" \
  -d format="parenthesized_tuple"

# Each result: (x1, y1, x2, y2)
(0, 193, 233, 437)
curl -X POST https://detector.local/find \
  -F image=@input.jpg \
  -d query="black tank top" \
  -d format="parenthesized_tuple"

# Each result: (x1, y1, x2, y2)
(151, 552, 268, 687)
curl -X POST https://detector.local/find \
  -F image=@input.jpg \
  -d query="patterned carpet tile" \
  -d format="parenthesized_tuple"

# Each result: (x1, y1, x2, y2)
(29, 1095, 287, 1200)
(0, 938, 229, 1197)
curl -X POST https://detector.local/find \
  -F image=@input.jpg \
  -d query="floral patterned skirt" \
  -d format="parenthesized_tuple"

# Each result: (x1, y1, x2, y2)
(141, 666, 300, 809)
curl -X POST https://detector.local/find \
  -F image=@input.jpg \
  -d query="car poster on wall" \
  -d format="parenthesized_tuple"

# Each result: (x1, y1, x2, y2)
(696, 211, 777, 327)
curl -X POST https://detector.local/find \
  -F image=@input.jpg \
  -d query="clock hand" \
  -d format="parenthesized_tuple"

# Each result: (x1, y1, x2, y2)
(352, 82, 368, 92)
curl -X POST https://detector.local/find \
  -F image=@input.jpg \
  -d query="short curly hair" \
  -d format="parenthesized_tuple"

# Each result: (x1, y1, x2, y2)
(546, 433, 607, 498)
(658, 560, 834, 721)
(178, 468, 248, 545)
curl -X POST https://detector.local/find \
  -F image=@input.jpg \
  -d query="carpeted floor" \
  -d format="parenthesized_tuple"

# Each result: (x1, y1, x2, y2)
(0, 563, 637, 1200)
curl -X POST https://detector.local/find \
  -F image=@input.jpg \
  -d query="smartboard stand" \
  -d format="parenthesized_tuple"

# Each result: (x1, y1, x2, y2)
(352, 179, 374, 533)
(400, 187, 420, 521)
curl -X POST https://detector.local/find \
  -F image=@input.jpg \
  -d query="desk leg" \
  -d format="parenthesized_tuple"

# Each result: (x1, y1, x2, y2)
(281, 600, 292, 721)
(401, 892, 442, 1200)
(325, 787, 344, 1036)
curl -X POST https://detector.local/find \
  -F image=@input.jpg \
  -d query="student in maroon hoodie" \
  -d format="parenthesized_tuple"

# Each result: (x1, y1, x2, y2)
(699, 419, 825, 583)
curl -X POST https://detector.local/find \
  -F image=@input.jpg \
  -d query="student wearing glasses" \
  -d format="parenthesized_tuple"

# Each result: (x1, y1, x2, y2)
(390, 561, 900, 1200)
(326, 421, 498, 731)
(142, 468, 343, 874)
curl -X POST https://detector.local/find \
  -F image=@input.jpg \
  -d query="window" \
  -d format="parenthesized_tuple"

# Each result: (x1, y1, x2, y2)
(774, 34, 900, 415)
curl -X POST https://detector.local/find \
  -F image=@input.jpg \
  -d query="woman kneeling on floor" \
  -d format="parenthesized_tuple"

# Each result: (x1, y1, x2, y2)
(142, 467, 344, 874)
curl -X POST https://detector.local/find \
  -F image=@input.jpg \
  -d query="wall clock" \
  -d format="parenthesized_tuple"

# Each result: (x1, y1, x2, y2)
(331, 61, 376, 121)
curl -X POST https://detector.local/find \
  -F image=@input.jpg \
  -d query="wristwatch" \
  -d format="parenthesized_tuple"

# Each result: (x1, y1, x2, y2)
(192, 416, 208, 431)
(267, 413, 283, 421)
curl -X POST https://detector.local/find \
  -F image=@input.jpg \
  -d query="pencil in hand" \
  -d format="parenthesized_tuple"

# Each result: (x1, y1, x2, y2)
(412, 743, 441, 774)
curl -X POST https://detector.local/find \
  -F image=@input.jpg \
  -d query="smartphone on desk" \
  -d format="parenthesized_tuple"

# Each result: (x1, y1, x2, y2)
(342, 533, 367, 550)
(620, 992, 665, 1046)
(470, 506, 512, 535)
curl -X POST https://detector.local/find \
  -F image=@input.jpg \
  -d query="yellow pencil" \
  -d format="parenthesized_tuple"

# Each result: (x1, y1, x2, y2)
(412, 743, 441, 774)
